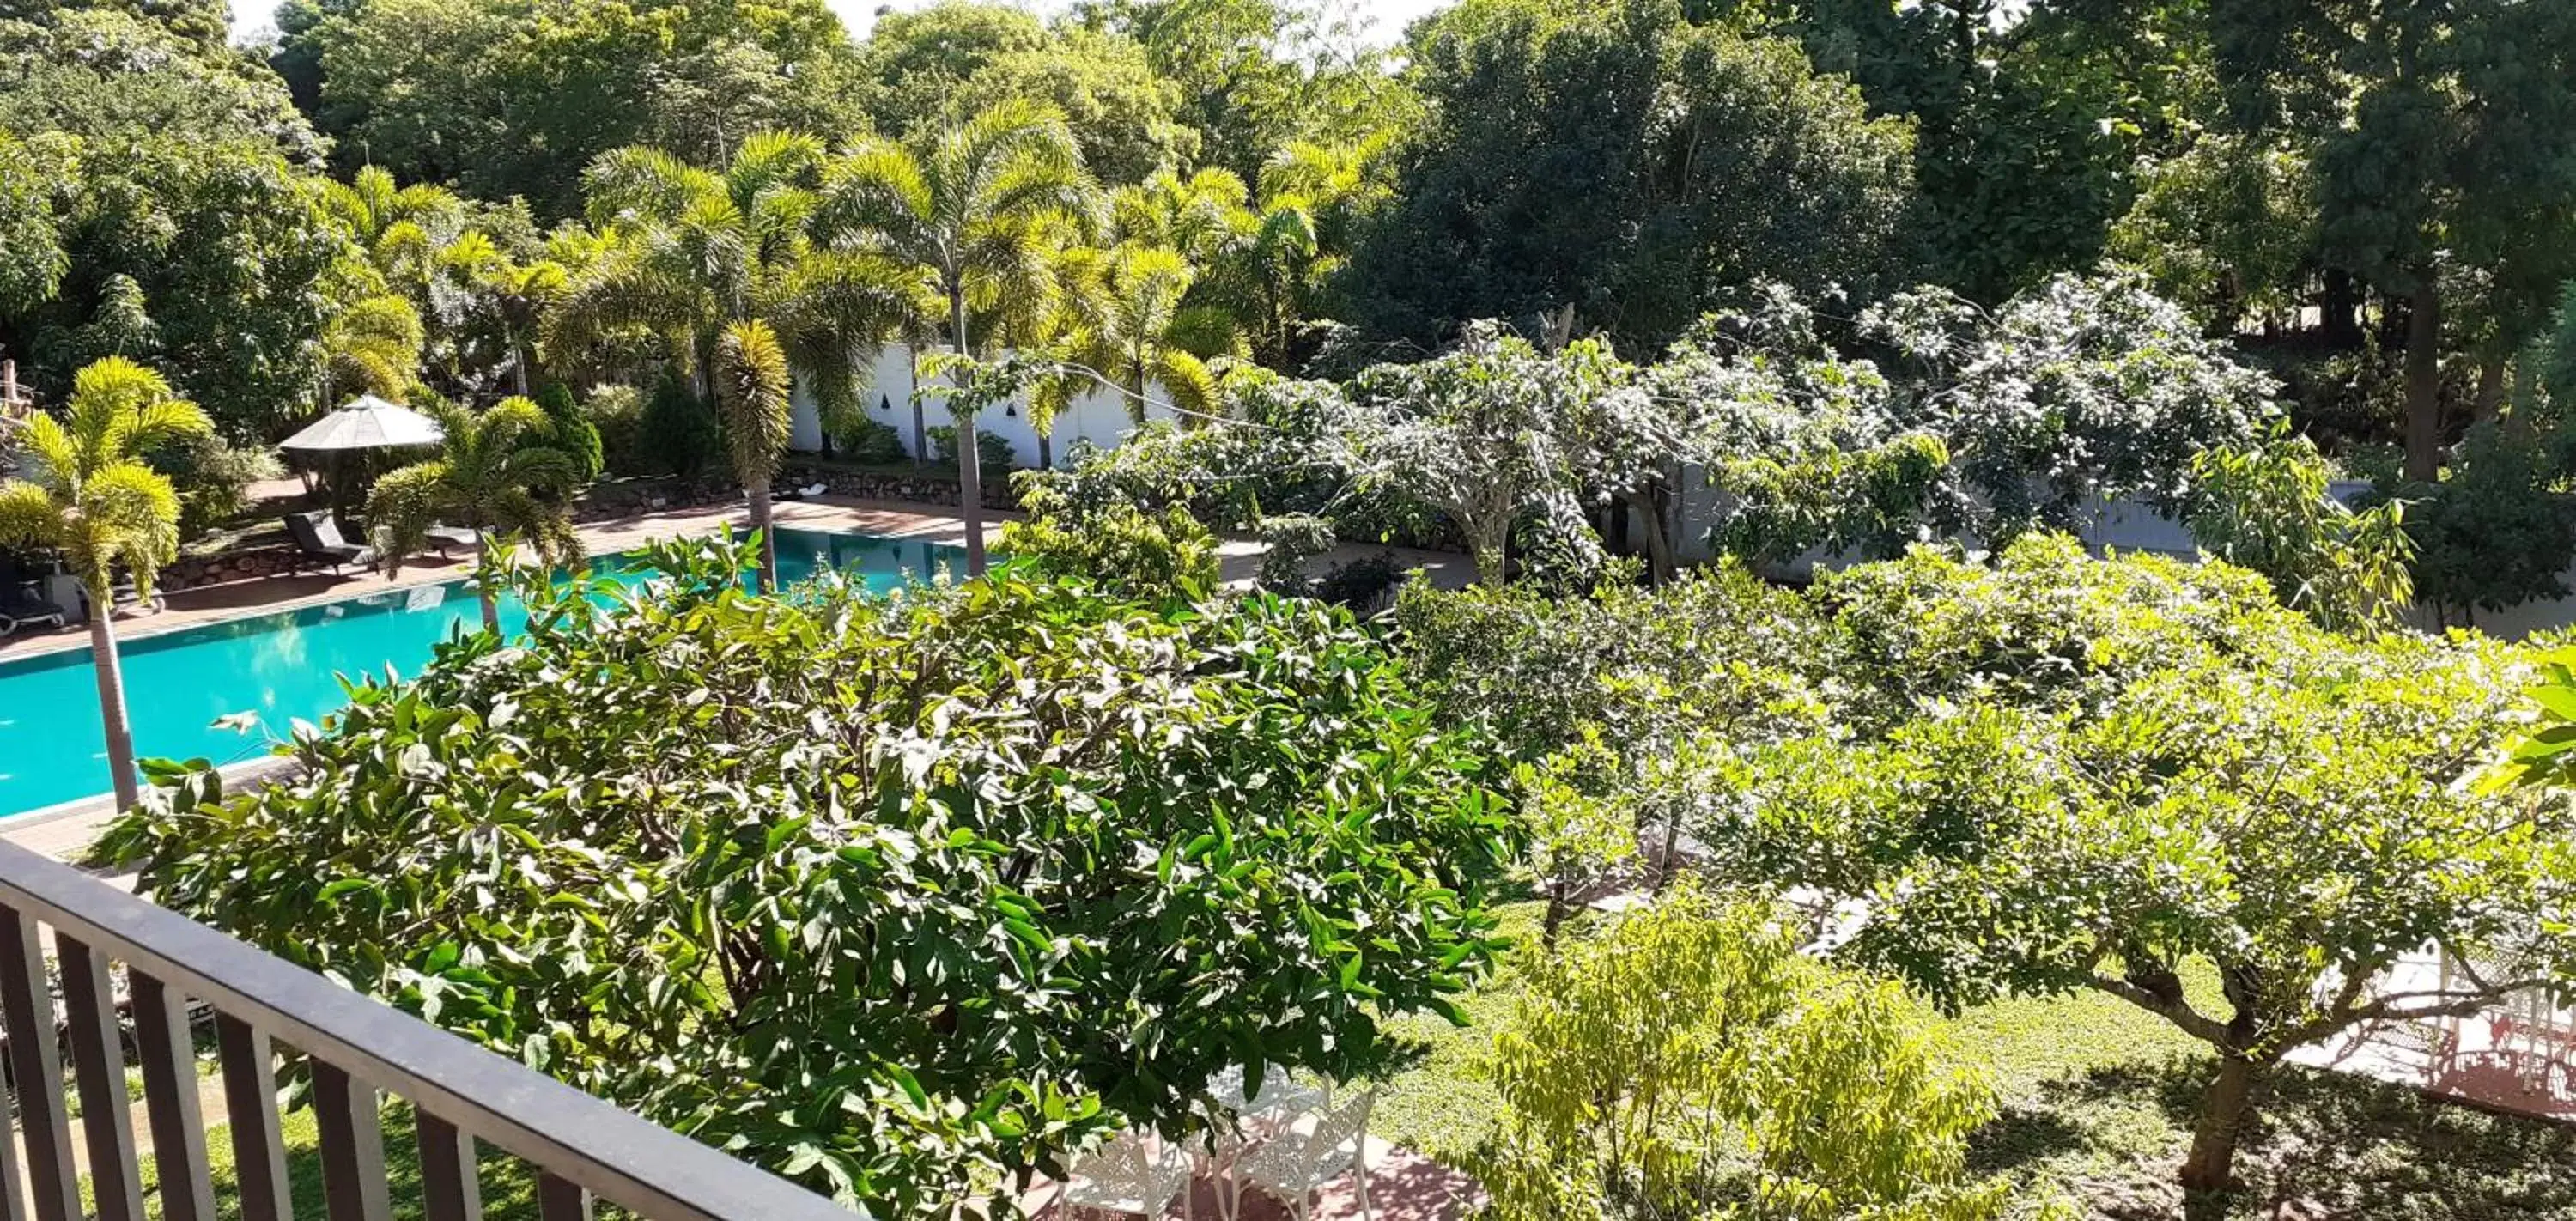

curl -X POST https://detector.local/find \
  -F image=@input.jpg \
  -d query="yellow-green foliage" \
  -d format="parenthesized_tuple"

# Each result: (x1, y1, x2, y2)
(997, 488, 1221, 600)
(1473, 885, 2018, 1221)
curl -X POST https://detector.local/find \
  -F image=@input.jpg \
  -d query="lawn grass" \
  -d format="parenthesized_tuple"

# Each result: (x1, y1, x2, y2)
(1369, 904, 2576, 1220)
(108, 1098, 559, 1221)
(91, 902, 2576, 1220)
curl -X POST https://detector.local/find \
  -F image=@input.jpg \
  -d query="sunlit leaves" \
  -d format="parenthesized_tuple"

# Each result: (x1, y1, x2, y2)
(100, 538, 1513, 1215)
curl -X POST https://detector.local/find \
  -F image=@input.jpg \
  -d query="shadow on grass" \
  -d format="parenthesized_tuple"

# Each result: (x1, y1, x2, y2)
(1998, 1052, 2576, 1220)
(1965, 1105, 2087, 1175)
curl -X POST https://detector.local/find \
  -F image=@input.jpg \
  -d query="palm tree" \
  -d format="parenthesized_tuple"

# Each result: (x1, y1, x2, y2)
(366, 398, 585, 633)
(817, 98, 1095, 576)
(548, 132, 920, 580)
(437, 229, 568, 396)
(713, 319, 792, 588)
(1052, 244, 1224, 425)
(0, 357, 213, 810)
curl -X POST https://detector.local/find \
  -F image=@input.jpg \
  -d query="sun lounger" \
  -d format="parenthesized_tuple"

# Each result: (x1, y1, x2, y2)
(283, 511, 378, 574)
(0, 570, 64, 638)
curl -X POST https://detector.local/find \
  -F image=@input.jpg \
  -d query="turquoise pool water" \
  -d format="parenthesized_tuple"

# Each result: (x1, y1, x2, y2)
(0, 527, 959, 817)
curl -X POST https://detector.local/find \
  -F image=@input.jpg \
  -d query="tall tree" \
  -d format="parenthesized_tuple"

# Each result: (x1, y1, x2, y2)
(0, 356, 211, 809)
(2208, 0, 2576, 478)
(713, 319, 793, 588)
(289, 0, 868, 219)
(854, 4, 1198, 186)
(548, 131, 920, 569)
(817, 98, 1096, 577)
(365, 398, 585, 631)
(0, 10, 345, 439)
(1349, 0, 1916, 355)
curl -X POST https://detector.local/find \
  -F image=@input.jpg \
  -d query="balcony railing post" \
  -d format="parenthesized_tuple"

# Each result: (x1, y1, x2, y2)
(58, 934, 145, 1221)
(0, 903, 81, 1221)
(130, 969, 218, 1221)
(539, 1171, 596, 1221)
(416, 1109, 485, 1221)
(313, 1058, 395, 1221)
(0, 840, 860, 1221)
(216, 1013, 295, 1221)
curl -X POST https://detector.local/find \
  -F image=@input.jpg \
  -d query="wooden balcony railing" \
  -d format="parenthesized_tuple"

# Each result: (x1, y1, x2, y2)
(0, 839, 857, 1221)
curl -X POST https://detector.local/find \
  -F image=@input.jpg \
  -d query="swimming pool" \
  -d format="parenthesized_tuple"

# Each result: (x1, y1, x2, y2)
(0, 527, 960, 817)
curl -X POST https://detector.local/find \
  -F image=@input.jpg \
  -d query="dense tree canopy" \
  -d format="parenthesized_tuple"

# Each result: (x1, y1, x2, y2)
(0, 9, 344, 438)
(103, 537, 1515, 1215)
(1346, 0, 1917, 355)
(283, 0, 867, 218)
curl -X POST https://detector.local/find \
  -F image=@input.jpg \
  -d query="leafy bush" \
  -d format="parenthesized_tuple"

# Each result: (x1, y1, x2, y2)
(1314, 551, 1408, 614)
(155, 433, 285, 540)
(1018, 375, 1443, 550)
(533, 381, 605, 480)
(2185, 427, 2414, 633)
(998, 490, 1222, 602)
(2378, 417, 2576, 627)
(584, 383, 648, 477)
(1255, 514, 1335, 595)
(927, 423, 1014, 472)
(1472, 884, 2014, 1221)
(639, 375, 723, 479)
(1868, 273, 2278, 538)
(100, 534, 1515, 1216)
(835, 416, 908, 466)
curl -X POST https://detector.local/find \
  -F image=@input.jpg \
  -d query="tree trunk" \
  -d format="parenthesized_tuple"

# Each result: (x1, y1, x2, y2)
(88, 594, 139, 811)
(746, 480, 778, 592)
(1470, 523, 1508, 588)
(474, 528, 501, 633)
(511, 341, 531, 398)
(2179, 1054, 2265, 1217)
(908, 348, 930, 467)
(1619, 489, 1675, 584)
(951, 290, 987, 578)
(2320, 268, 2363, 349)
(2473, 355, 2506, 423)
(2403, 276, 2444, 482)
(1036, 431, 1053, 471)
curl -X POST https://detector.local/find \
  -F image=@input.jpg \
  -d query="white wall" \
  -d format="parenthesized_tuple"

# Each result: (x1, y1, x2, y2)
(790, 343, 1180, 468)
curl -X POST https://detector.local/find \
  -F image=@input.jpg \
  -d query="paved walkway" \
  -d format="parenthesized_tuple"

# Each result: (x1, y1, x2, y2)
(1027, 1134, 1483, 1221)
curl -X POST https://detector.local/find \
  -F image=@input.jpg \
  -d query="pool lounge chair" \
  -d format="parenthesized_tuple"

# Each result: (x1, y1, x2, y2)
(0, 571, 64, 638)
(426, 525, 480, 558)
(283, 511, 378, 574)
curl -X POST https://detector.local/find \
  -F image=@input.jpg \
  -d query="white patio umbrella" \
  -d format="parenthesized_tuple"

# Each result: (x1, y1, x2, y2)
(279, 394, 444, 453)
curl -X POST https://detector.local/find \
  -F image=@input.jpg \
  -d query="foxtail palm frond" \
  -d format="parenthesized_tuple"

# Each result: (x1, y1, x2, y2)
(0, 481, 61, 549)
(715, 319, 793, 487)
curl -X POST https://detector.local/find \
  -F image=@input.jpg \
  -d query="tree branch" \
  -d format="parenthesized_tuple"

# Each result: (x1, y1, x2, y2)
(2087, 973, 2232, 1044)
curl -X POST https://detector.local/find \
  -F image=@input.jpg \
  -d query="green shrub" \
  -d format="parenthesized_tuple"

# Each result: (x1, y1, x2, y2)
(1255, 514, 1336, 595)
(834, 416, 907, 465)
(997, 497, 1222, 601)
(1315, 551, 1408, 613)
(155, 433, 286, 540)
(585, 383, 647, 476)
(639, 375, 722, 479)
(1472, 884, 2016, 1221)
(533, 381, 605, 480)
(100, 533, 1513, 1218)
(927, 423, 1014, 472)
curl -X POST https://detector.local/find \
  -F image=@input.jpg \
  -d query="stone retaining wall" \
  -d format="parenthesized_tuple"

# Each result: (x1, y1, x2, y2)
(161, 546, 300, 592)
(781, 461, 1021, 512)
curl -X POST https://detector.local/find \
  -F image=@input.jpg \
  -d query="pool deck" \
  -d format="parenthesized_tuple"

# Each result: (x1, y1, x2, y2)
(0, 496, 1004, 665)
(1, 494, 1471, 859)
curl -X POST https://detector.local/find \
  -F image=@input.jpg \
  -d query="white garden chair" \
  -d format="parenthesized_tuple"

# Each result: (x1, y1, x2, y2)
(1058, 1133, 1195, 1221)
(1230, 1090, 1375, 1221)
